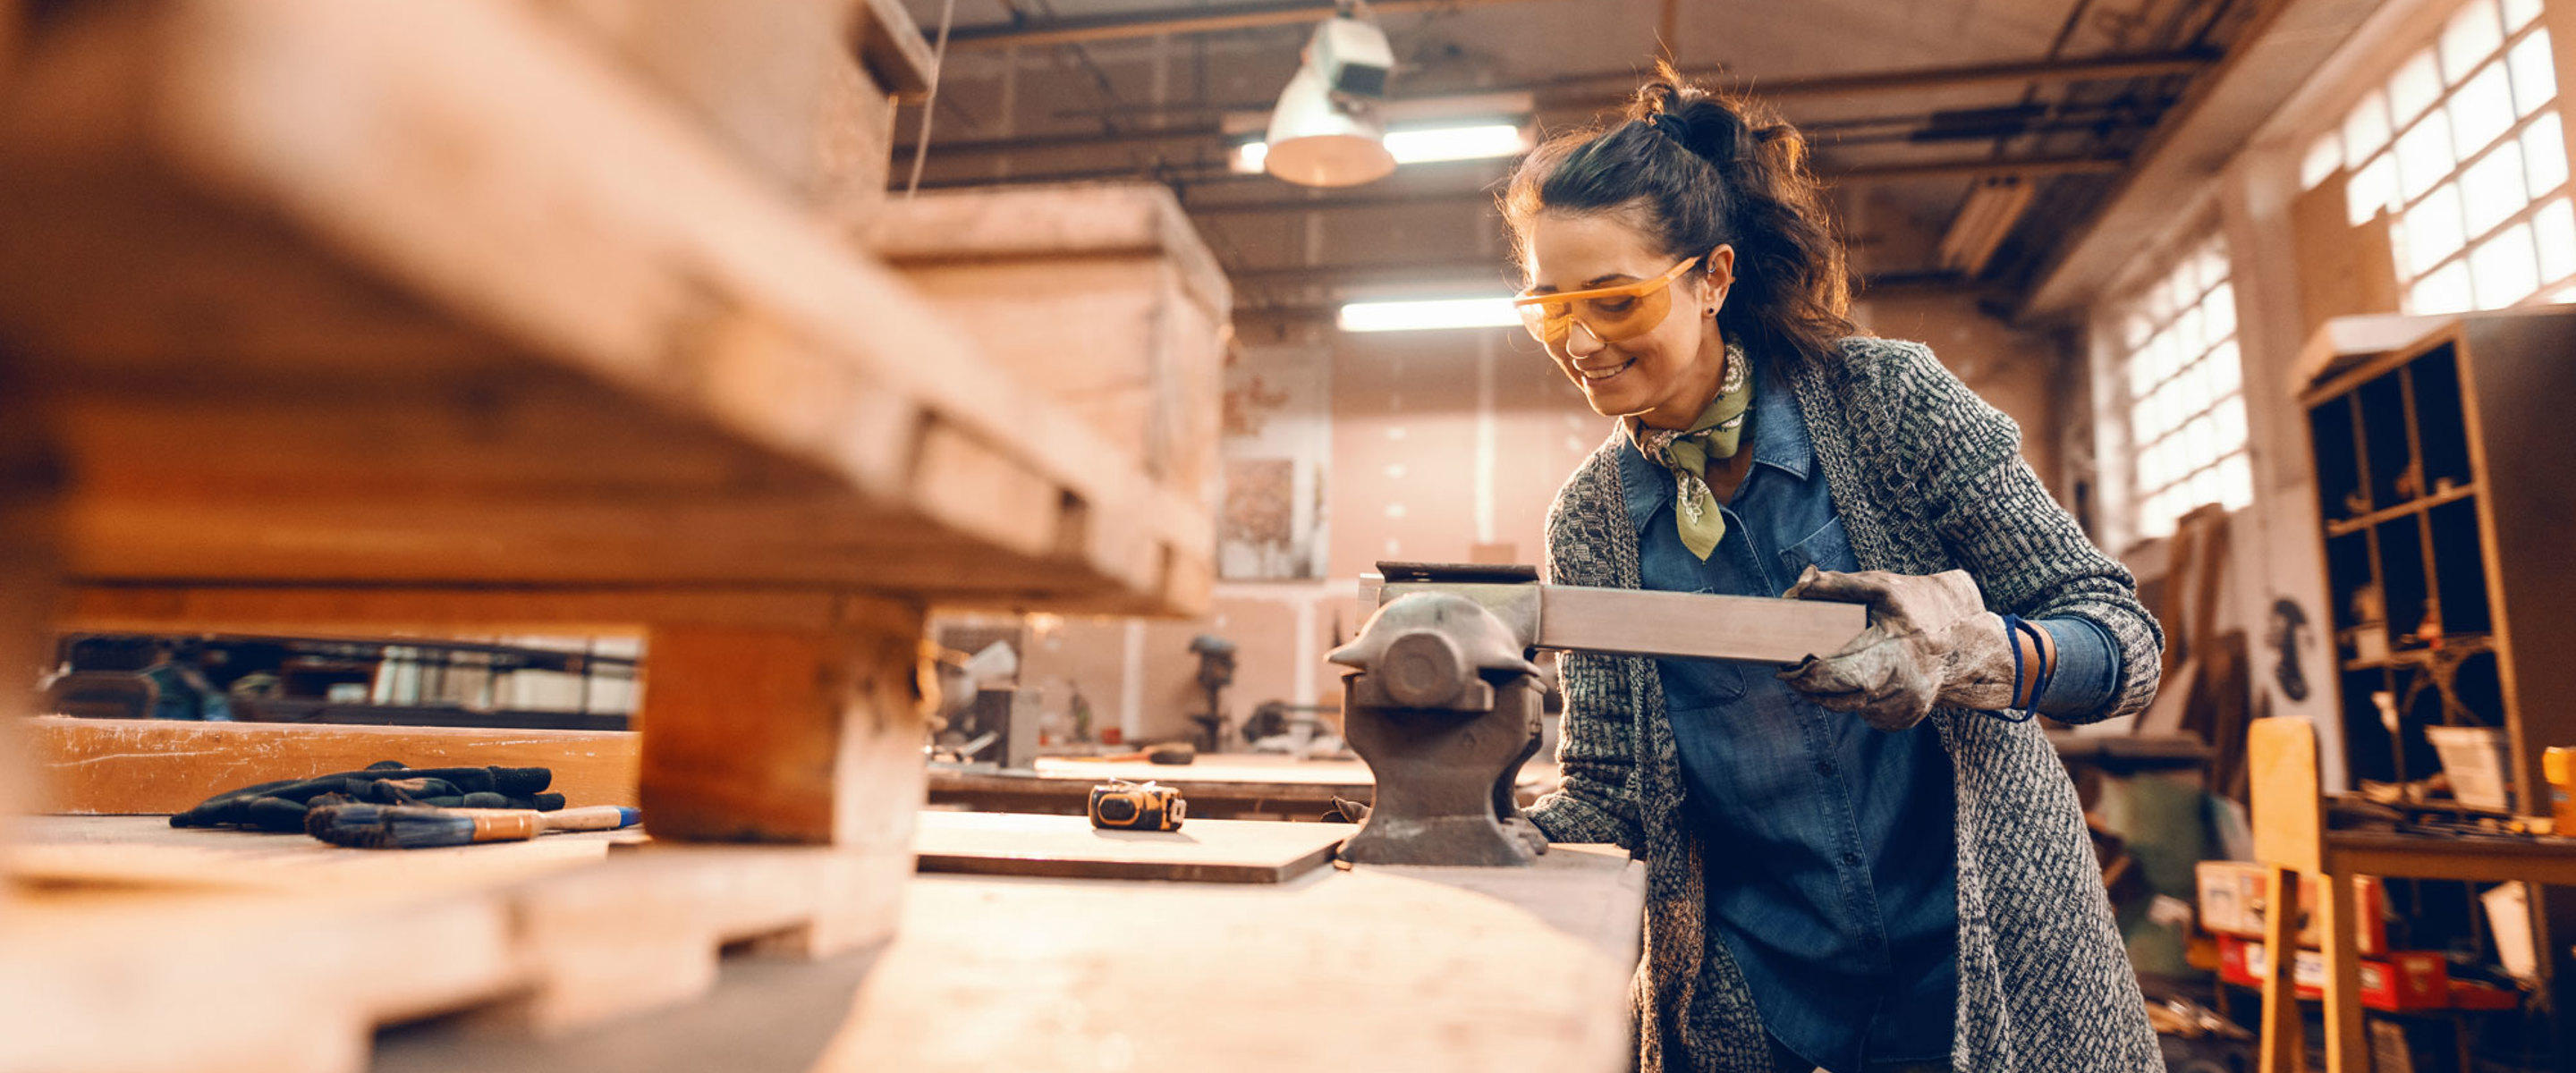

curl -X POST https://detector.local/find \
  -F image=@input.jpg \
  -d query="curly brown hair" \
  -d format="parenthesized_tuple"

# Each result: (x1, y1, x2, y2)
(1504, 62, 1858, 369)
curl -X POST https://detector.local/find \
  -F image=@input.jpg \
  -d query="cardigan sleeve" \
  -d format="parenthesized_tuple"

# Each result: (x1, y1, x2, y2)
(1523, 452, 1648, 850)
(1526, 651, 1647, 850)
(1870, 340, 2165, 724)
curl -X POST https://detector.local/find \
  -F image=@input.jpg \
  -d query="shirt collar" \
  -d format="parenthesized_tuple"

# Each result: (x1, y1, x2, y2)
(1746, 357, 1814, 481)
(1613, 349, 1812, 533)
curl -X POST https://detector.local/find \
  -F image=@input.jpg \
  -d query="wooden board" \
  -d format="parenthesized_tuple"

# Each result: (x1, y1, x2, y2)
(817, 845, 1641, 1073)
(911, 810, 1347, 883)
(1536, 585, 1868, 663)
(28, 717, 642, 815)
(1030, 754, 1376, 787)
(0, 0, 1211, 614)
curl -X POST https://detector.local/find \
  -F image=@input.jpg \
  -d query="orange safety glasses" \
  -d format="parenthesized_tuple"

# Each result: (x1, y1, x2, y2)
(1513, 257, 1702, 345)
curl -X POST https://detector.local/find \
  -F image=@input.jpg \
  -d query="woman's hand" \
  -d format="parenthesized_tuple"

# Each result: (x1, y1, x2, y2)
(1773, 567, 2019, 730)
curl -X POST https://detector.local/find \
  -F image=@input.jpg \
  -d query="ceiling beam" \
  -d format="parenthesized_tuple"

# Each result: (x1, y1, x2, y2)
(945, 0, 1563, 51)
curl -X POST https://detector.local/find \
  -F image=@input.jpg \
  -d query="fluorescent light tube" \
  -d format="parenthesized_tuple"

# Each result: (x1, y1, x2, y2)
(1383, 123, 1528, 164)
(1337, 296, 1521, 333)
(1233, 121, 1526, 176)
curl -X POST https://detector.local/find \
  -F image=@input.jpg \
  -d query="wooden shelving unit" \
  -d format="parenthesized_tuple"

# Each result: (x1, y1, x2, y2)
(2299, 308, 2576, 806)
(2298, 308, 2576, 1057)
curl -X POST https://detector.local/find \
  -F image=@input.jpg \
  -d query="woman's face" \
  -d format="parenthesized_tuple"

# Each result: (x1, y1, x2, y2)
(1521, 211, 1734, 429)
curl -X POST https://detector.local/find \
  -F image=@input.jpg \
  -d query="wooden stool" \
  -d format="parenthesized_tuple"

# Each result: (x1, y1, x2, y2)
(2249, 717, 2368, 1073)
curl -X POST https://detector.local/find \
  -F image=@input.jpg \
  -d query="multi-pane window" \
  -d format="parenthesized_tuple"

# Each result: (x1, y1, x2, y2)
(2121, 238, 2254, 540)
(2301, 0, 2573, 311)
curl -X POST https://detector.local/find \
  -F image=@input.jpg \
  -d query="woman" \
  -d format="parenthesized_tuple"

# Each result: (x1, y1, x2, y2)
(1512, 69, 2165, 1073)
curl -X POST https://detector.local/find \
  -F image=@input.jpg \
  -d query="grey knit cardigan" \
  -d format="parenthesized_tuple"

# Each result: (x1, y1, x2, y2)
(1525, 336, 2165, 1073)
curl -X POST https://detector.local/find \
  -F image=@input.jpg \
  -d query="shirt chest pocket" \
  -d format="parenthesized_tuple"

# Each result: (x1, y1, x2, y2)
(1657, 655, 1745, 710)
(1778, 515, 1859, 583)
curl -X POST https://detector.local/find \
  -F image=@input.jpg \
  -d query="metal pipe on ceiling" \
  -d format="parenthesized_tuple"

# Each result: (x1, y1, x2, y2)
(944, 0, 1564, 51)
(1227, 266, 1997, 308)
(1037, 50, 2215, 123)
(893, 52, 2207, 163)
(913, 149, 2124, 197)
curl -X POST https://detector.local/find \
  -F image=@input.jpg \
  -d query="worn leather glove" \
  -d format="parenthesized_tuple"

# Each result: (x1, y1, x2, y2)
(1775, 566, 2020, 731)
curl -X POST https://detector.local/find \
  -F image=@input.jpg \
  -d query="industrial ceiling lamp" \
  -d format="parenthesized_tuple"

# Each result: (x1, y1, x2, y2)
(1263, 4, 1396, 187)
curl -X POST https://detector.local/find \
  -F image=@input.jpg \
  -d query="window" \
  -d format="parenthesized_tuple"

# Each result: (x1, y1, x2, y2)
(2303, 0, 2576, 310)
(2118, 237, 2254, 541)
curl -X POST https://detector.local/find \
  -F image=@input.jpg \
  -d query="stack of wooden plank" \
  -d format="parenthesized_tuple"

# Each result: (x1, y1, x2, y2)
(0, 0, 1230, 1067)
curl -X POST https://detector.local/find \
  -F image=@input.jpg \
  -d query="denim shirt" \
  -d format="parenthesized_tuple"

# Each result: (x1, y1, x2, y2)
(1615, 369, 1954, 1069)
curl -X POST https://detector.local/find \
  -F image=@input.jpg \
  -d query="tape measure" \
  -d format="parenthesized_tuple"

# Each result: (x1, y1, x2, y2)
(1089, 779, 1185, 832)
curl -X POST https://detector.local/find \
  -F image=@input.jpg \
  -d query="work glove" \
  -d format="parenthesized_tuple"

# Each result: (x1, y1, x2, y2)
(1775, 567, 2021, 731)
(170, 761, 564, 832)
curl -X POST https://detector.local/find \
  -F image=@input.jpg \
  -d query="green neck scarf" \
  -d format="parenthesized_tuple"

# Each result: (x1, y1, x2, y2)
(1631, 336, 1754, 561)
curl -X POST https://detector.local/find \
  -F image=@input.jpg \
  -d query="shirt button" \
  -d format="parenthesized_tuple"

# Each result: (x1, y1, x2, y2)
(1841, 851, 1861, 866)
(1815, 760, 1836, 776)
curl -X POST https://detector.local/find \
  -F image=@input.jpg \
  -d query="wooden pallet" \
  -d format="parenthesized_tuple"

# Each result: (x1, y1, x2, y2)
(4, 817, 908, 1073)
(0, 0, 1210, 614)
(0, 0, 1223, 1066)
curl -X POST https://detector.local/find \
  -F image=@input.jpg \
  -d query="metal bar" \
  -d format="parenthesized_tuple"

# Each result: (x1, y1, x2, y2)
(946, 0, 1563, 51)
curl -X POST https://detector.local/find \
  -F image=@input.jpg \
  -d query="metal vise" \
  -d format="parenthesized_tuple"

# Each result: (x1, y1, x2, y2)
(1327, 561, 1868, 867)
(1327, 565, 1548, 866)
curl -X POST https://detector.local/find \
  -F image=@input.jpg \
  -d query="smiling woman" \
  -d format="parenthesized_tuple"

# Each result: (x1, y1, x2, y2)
(1504, 63, 2169, 1073)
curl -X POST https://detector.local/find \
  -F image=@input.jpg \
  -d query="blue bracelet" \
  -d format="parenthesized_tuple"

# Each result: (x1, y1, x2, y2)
(1986, 614, 2054, 723)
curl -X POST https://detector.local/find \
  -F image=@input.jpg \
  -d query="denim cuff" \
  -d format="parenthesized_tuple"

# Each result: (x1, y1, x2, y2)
(2033, 616, 2121, 716)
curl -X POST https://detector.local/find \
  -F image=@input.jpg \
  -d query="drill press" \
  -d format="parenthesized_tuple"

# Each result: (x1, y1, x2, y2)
(1326, 562, 1868, 866)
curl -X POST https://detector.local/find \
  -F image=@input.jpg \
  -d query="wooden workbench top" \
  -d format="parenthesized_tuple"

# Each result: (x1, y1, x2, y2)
(5, 816, 1640, 1073)
(817, 845, 1643, 1073)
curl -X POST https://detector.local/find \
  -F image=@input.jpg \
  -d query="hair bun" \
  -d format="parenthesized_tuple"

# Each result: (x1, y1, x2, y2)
(1661, 94, 1741, 165)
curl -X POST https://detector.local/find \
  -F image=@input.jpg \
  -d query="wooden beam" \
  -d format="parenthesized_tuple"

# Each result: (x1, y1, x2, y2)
(636, 596, 930, 846)
(0, 349, 60, 899)
(26, 717, 641, 814)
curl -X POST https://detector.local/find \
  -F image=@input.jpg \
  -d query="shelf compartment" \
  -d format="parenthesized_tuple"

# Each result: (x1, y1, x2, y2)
(2426, 495, 2494, 638)
(2326, 530, 2378, 635)
(2407, 344, 2478, 494)
(2309, 394, 2368, 523)
(2375, 517, 2432, 652)
(2356, 371, 2416, 512)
